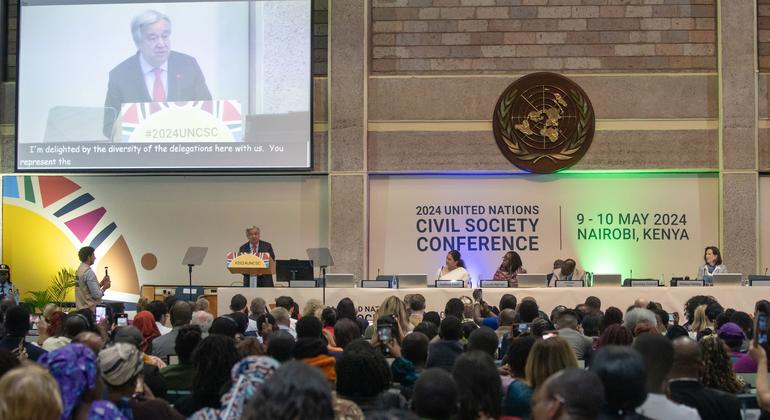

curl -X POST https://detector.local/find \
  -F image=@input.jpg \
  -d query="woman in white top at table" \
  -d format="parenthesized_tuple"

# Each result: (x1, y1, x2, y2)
(549, 258, 586, 286)
(436, 250, 470, 283)
(697, 246, 727, 285)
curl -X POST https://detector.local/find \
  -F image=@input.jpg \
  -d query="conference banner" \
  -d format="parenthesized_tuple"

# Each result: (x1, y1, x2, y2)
(369, 173, 719, 283)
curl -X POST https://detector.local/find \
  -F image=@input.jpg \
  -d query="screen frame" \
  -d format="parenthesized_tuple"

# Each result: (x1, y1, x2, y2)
(14, 0, 315, 173)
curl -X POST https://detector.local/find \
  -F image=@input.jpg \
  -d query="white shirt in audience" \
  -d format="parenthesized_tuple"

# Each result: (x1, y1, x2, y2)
(246, 318, 258, 333)
(637, 393, 701, 420)
(156, 321, 172, 335)
(42, 336, 71, 352)
(278, 324, 297, 339)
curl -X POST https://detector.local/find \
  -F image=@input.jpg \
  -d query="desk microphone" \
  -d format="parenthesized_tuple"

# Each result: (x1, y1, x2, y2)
(765, 267, 768, 276)
(630, 269, 633, 279)
(377, 268, 380, 278)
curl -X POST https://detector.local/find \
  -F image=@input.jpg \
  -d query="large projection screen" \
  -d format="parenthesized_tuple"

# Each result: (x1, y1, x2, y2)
(16, 0, 312, 171)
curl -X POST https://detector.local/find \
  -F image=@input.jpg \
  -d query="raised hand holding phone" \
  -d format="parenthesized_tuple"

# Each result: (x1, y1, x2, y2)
(758, 312, 768, 346)
(13, 340, 28, 362)
(473, 288, 483, 303)
(95, 304, 108, 324)
(750, 339, 767, 362)
(750, 311, 770, 411)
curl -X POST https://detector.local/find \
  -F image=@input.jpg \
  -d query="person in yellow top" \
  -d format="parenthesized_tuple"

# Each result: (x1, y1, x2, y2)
(75, 246, 111, 310)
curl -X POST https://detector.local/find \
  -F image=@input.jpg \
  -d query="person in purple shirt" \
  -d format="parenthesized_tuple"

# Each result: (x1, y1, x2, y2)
(735, 303, 770, 373)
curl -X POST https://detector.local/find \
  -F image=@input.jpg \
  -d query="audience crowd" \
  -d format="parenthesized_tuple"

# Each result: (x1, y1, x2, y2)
(0, 291, 769, 419)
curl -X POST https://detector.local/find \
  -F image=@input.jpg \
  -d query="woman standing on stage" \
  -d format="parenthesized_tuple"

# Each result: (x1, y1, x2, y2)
(436, 250, 470, 283)
(492, 251, 527, 287)
(697, 246, 727, 286)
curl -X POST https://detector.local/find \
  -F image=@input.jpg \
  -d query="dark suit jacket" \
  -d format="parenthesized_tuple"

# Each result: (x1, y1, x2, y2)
(426, 340, 463, 372)
(0, 336, 47, 362)
(668, 380, 741, 420)
(103, 51, 212, 137)
(239, 241, 275, 287)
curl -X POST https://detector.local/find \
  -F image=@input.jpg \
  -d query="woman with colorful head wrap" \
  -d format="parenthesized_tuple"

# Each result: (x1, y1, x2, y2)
(37, 343, 125, 420)
(190, 356, 281, 420)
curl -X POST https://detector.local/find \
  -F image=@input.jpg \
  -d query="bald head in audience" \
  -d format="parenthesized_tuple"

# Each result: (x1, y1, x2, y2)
(499, 309, 516, 327)
(669, 337, 703, 379)
(72, 332, 104, 354)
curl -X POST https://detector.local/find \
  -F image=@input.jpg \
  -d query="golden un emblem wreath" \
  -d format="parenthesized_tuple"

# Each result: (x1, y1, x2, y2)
(492, 72, 596, 174)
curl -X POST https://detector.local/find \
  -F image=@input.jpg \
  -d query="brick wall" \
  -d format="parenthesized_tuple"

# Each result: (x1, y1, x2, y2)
(314, 0, 328, 75)
(371, 0, 717, 74)
(760, 0, 770, 71)
(0, 0, 327, 81)
(3, 0, 17, 81)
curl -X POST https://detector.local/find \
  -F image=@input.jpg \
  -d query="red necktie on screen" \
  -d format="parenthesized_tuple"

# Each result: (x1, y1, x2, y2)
(152, 68, 165, 102)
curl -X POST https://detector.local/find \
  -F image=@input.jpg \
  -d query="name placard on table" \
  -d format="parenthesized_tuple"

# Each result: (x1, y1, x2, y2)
(677, 280, 704, 287)
(361, 280, 392, 289)
(289, 280, 317, 288)
(436, 280, 465, 288)
(480, 280, 508, 288)
(555, 280, 583, 288)
(631, 280, 660, 287)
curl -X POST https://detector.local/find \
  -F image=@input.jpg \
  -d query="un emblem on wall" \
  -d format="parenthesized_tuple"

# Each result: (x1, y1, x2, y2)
(493, 72, 595, 174)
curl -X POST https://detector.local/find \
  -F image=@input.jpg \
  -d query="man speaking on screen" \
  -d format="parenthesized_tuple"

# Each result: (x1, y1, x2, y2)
(103, 10, 212, 138)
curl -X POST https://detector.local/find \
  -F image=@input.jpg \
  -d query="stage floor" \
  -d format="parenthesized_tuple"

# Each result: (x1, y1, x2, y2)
(216, 286, 763, 319)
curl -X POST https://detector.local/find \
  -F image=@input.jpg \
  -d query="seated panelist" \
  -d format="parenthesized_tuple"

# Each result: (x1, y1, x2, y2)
(492, 251, 527, 287)
(696, 246, 727, 286)
(549, 258, 585, 286)
(436, 250, 470, 283)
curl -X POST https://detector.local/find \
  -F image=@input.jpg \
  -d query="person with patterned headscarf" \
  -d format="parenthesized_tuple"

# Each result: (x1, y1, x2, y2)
(86, 401, 129, 420)
(37, 343, 125, 420)
(98, 342, 184, 420)
(190, 356, 281, 420)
